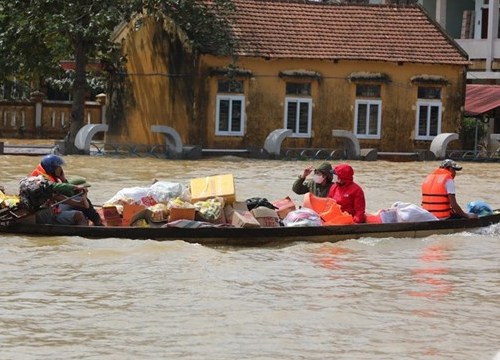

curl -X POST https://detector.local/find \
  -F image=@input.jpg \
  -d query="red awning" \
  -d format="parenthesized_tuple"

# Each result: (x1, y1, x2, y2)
(465, 84, 500, 116)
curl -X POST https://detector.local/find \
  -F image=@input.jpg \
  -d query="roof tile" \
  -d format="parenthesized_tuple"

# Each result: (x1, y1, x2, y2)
(226, 0, 468, 65)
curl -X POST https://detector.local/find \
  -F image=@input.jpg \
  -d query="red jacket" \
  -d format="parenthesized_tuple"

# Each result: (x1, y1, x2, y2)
(327, 164, 366, 223)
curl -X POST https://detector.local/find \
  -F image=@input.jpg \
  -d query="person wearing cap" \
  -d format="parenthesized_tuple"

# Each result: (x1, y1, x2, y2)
(421, 159, 478, 219)
(327, 163, 366, 223)
(30, 154, 103, 225)
(292, 162, 334, 197)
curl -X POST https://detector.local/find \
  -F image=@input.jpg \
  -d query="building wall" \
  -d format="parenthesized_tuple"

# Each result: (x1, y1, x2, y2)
(118, 17, 466, 152)
(197, 56, 466, 152)
(111, 17, 197, 145)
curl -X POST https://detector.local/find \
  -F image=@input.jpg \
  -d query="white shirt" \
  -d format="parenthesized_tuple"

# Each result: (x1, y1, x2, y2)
(445, 178, 456, 195)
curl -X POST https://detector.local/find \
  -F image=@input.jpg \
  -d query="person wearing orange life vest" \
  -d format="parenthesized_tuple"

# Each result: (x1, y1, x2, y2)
(421, 159, 478, 220)
(30, 154, 103, 225)
(327, 163, 366, 223)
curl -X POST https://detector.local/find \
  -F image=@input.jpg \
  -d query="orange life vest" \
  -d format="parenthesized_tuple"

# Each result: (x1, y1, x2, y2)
(31, 164, 58, 183)
(303, 192, 354, 225)
(421, 168, 452, 219)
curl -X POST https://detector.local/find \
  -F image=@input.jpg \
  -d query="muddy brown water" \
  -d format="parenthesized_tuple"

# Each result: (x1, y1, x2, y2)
(1, 155, 499, 360)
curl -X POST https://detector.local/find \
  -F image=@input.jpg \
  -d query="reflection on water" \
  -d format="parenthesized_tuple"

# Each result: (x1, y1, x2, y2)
(313, 245, 352, 271)
(408, 245, 454, 299)
(0, 155, 499, 360)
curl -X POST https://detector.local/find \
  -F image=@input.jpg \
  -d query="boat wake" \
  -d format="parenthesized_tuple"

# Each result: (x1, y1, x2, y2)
(472, 222, 500, 236)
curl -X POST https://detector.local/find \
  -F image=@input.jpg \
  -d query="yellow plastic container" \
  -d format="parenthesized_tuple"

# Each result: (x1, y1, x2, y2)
(190, 174, 236, 204)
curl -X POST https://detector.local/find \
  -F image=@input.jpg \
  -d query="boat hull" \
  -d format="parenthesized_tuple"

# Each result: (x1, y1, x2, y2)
(2, 212, 499, 246)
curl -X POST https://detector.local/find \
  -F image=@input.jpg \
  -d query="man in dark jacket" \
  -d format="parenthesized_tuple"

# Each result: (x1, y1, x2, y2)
(30, 154, 103, 225)
(292, 162, 334, 197)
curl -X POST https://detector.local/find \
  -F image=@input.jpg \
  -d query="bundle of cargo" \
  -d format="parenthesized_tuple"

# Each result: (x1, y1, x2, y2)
(100, 174, 291, 228)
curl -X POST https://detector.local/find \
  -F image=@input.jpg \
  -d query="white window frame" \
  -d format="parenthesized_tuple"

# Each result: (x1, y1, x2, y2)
(354, 99, 382, 139)
(284, 97, 312, 138)
(415, 100, 442, 140)
(215, 94, 245, 136)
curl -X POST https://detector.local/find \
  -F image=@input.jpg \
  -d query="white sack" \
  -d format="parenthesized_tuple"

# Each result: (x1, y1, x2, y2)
(392, 202, 438, 222)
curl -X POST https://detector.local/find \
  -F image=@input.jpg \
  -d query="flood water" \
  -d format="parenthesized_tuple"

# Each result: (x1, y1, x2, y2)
(0, 155, 499, 360)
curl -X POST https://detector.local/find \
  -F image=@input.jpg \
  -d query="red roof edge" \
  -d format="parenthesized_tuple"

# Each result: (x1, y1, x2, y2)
(465, 84, 500, 116)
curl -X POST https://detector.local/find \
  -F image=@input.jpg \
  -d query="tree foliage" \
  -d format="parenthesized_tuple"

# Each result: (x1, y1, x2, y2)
(0, 0, 234, 152)
(460, 117, 487, 150)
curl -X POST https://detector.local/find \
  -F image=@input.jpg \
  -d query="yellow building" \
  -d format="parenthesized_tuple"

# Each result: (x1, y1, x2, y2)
(111, 0, 469, 154)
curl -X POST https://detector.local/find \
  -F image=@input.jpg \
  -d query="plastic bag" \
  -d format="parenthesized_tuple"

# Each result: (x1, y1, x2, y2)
(194, 198, 224, 222)
(105, 187, 151, 206)
(246, 197, 278, 211)
(0, 191, 20, 209)
(19, 176, 53, 211)
(104, 181, 189, 206)
(283, 208, 322, 227)
(149, 181, 188, 203)
(392, 202, 438, 222)
(378, 208, 398, 223)
(466, 201, 493, 217)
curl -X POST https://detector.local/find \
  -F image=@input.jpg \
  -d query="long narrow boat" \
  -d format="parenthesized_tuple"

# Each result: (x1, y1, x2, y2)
(2, 211, 499, 246)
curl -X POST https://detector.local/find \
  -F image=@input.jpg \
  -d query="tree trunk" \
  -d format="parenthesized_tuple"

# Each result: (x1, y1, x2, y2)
(66, 37, 87, 154)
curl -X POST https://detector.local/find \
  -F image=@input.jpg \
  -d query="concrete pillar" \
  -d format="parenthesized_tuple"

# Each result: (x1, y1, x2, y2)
(96, 93, 107, 124)
(435, 0, 447, 29)
(486, 0, 499, 71)
(30, 91, 44, 130)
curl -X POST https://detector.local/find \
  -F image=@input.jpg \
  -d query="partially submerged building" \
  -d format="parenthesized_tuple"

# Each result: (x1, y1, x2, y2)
(110, 0, 469, 155)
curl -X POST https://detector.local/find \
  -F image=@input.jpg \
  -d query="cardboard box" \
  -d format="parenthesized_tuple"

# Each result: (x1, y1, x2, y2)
(231, 211, 261, 228)
(169, 206, 196, 222)
(251, 206, 280, 227)
(224, 202, 260, 228)
(195, 203, 227, 224)
(190, 174, 236, 204)
(122, 204, 146, 226)
(102, 206, 122, 226)
(272, 196, 296, 219)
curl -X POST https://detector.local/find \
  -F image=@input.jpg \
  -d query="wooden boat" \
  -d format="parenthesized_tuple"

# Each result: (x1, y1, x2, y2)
(1, 211, 499, 247)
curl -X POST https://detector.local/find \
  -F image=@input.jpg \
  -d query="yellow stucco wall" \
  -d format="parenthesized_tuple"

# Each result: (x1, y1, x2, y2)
(198, 56, 465, 152)
(110, 17, 197, 145)
(116, 17, 466, 152)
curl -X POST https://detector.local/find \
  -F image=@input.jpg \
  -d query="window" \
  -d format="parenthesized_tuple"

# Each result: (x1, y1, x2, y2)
(284, 82, 312, 137)
(415, 87, 442, 140)
(215, 80, 245, 136)
(354, 85, 382, 139)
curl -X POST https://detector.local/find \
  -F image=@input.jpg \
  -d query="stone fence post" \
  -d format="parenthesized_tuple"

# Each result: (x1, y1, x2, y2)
(96, 93, 107, 124)
(30, 91, 45, 136)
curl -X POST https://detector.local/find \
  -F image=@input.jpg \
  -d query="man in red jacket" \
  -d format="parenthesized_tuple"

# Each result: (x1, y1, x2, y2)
(327, 163, 366, 223)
